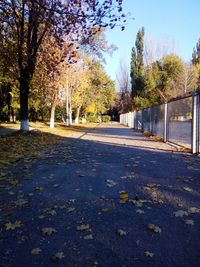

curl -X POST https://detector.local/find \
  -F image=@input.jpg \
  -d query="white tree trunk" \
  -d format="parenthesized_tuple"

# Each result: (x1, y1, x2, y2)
(75, 117, 79, 124)
(50, 104, 56, 128)
(75, 107, 80, 124)
(82, 114, 86, 124)
(20, 120, 29, 131)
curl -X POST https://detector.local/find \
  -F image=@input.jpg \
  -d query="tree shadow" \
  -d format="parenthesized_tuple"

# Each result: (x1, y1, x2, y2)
(0, 129, 200, 267)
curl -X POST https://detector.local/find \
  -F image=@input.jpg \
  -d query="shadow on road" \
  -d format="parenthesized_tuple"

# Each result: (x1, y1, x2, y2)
(0, 127, 200, 267)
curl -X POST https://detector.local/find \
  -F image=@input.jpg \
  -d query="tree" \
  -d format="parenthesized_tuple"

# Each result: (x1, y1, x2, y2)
(192, 38, 200, 65)
(178, 63, 198, 95)
(135, 60, 162, 108)
(159, 54, 184, 100)
(71, 57, 115, 122)
(0, 0, 125, 130)
(192, 38, 200, 88)
(31, 35, 73, 128)
(130, 27, 145, 98)
(80, 27, 118, 63)
(130, 46, 137, 96)
(133, 54, 192, 109)
(135, 27, 145, 74)
(117, 61, 132, 113)
(0, 27, 19, 121)
(89, 61, 115, 115)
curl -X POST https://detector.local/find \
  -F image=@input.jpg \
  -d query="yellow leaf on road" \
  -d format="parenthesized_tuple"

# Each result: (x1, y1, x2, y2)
(52, 252, 65, 260)
(31, 248, 42, 255)
(5, 220, 23, 230)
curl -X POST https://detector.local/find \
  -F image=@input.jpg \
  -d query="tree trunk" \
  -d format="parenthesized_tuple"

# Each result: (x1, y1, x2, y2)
(69, 94, 72, 125)
(82, 114, 86, 124)
(19, 78, 30, 131)
(50, 103, 56, 128)
(75, 107, 80, 124)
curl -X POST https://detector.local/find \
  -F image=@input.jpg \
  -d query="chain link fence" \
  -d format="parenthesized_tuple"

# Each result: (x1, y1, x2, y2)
(120, 92, 200, 154)
(167, 96, 192, 148)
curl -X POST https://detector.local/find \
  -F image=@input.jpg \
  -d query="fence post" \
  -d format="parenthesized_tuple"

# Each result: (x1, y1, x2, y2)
(130, 112, 133, 128)
(150, 107, 153, 134)
(141, 109, 144, 132)
(192, 92, 199, 154)
(135, 111, 138, 129)
(164, 102, 168, 142)
(134, 112, 135, 128)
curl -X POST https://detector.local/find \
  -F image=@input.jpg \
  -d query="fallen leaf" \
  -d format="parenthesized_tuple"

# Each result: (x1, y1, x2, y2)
(77, 224, 90, 231)
(106, 179, 117, 187)
(5, 220, 23, 230)
(52, 184, 60, 188)
(47, 210, 57, 216)
(188, 207, 199, 214)
(154, 226, 161, 233)
(135, 200, 143, 207)
(147, 224, 161, 233)
(14, 199, 28, 207)
(136, 209, 145, 214)
(185, 219, 194, 225)
(174, 210, 188, 217)
(41, 227, 57, 236)
(83, 234, 94, 240)
(9, 179, 19, 186)
(146, 183, 157, 187)
(34, 186, 44, 191)
(38, 215, 45, 219)
(31, 248, 42, 255)
(102, 208, 109, 212)
(67, 207, 75, 213)
(187, 166, 200, 171)
(119, 191, 129, 201)
(117, 229, 127, 236)
(52, 252, 65, 260)
(183, 187, 192, 192)
(144, 251, 154, 257)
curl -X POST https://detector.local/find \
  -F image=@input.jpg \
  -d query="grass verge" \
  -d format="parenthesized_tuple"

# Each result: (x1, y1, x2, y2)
(0, 121, 97, 165)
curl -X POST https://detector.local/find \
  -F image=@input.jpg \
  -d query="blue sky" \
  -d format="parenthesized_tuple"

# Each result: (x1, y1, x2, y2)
(103, 0, 200, 81)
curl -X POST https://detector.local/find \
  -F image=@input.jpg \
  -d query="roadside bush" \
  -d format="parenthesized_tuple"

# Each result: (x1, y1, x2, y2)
(86, 115, 99, 123)
(102, 115, 110, 122)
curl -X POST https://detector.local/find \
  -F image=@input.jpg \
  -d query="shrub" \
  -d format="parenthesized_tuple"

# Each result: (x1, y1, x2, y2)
(102, 115, 110, 122)
(86, 115, 99, 123)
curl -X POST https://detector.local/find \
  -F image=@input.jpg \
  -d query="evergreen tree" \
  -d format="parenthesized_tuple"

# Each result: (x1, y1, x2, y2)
(130, 47, 137, 95)
(135, 27, 145, 74)
(130, 27, 145, 100)
(192, 38, 200, 65)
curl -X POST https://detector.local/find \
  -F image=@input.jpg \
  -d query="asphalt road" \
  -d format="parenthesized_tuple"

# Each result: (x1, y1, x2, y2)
(1, 122, 200, 267)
